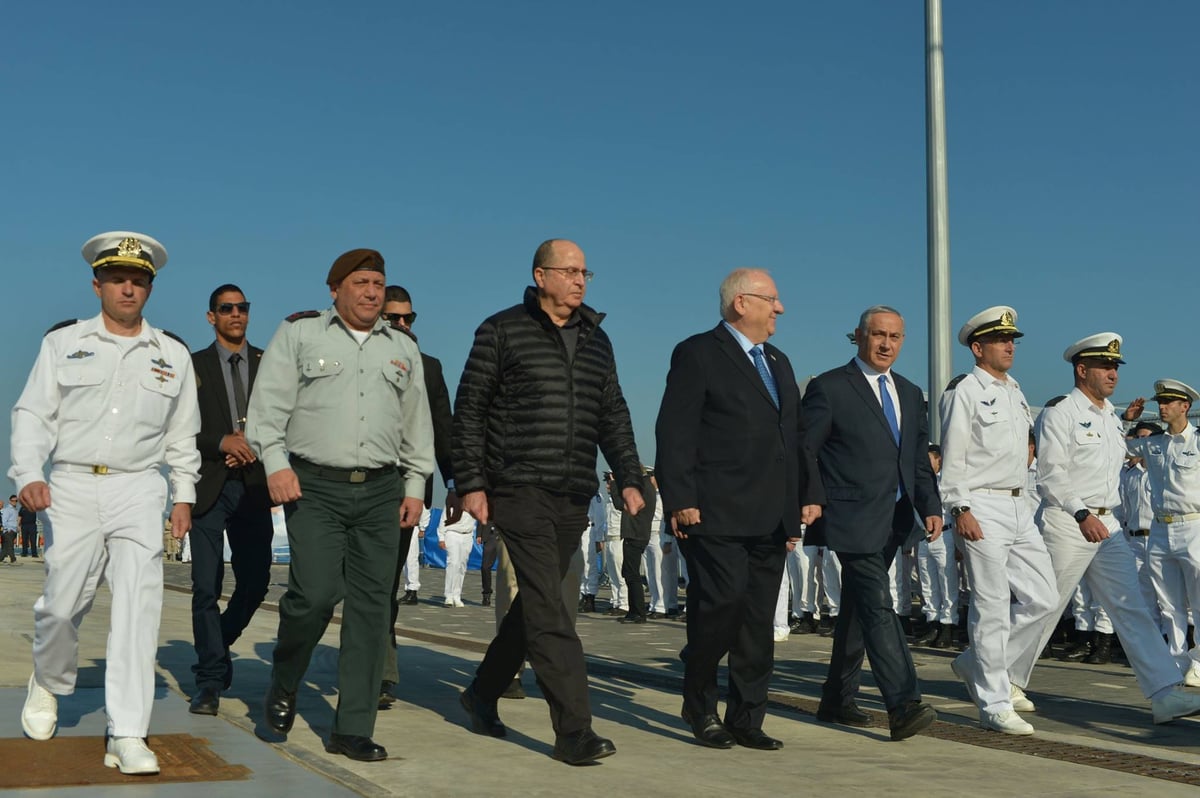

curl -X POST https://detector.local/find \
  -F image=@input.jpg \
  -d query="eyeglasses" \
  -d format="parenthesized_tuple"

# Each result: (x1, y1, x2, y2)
(215, 302, 250, 315)
(383, 311, 417, 325)
(740, 292, 779, 305)
(540, 266, 595, 282)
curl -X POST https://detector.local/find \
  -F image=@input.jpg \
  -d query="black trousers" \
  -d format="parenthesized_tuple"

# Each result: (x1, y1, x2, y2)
(822, 499, 921, 711)
(681, 530, 786, 732)
(621, 539, 648, 617)
(0, 530, 15, 562)
(20, 526, 38, 556)
(382, 524, 418, 683)
(474, 486, 591, 736)
(479, 524, 498, 596)
(189, 478, 274, 690)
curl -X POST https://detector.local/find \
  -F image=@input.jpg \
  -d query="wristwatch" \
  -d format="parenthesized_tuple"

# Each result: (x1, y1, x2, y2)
(1074, 509, 1091, 524)
(950, 506, 970, 518)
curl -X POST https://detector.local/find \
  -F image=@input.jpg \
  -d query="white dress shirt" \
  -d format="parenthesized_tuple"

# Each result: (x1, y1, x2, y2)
(1033, 388, 1125, 516)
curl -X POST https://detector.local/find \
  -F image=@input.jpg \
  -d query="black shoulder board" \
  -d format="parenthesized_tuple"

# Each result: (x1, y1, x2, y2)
(161, 330, 188, 348)
(944, 373, 968, 391)
(391, 323, 418, 343)
(1044, 394, 1068, 407)
(45, 319, 78, 336)
(286, 310, 321, 323)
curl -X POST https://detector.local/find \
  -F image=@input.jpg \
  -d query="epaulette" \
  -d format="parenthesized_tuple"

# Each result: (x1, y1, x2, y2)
(944, 373, 968, 392)
(161, 329, 188, 348)
(1044, 395, 1068, 408)
(45, 319, 78, 336)
(286, 310, 321, 323)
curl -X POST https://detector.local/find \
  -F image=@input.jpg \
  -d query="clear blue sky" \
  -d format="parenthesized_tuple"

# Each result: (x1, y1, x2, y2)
(3, 2, 1197, 490)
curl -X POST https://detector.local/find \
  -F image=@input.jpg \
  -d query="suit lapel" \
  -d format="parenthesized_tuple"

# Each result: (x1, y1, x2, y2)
(844, 360, 896, 446)
(713, 324, 777, 410)
(248, 345, 263, 389)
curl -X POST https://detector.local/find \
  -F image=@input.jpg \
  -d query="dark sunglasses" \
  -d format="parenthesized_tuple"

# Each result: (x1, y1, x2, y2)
(383, 311, 417, 325)
(215, 301, 250, 315)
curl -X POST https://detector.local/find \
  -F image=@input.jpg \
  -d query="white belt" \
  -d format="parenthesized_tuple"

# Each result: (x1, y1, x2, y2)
(1155, 512, 1200, 525)
(52, 464, 136, 476)
(976, 487, 1022, 497)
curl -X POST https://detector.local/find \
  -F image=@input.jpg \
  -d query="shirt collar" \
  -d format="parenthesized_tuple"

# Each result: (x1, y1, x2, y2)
(972, 364, 1018, 389)
(854, 356, 891, 381)
(1068, 387, 1114, 415)
(722, 320, 758, 354)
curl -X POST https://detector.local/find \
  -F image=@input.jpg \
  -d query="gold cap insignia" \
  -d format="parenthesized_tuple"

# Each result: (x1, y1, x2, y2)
(1000, 310, 1014, 327)
(116, 237, 143, 259)
(1107, 339, 1121, 354)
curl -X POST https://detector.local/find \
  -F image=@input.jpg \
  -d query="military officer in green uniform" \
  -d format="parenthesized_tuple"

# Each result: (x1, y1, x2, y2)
(246, 248, 433, 762)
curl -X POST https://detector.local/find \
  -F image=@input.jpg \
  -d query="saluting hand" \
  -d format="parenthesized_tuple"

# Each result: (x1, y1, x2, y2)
(267, 468, 302, 505)
(19, 481, 51, 512)
(1123, 397, 1146, 421)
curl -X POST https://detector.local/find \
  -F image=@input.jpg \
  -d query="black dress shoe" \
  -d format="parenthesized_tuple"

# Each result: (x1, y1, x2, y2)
(265, 682, 297, 735)
(607, 608, 627, 617)
(325, 733, 387, 762)
(912, 623, 939, 646)
(500, 677, 526, 700)
(888, 701, 936, 741)
(816, 701, 873, 727)
(552, 728, 616, 765)
(460, 681, 506, 737)
(681, 707, 735, 749)
(378, 680, 396, 710)
(619, 613, 647, 624)
(481, 594, 491, 607)
(400, 590, 419, 605)
(647, 611, 663, 619)
(189, 686, 221, 716)
(731, 727, 783, 750)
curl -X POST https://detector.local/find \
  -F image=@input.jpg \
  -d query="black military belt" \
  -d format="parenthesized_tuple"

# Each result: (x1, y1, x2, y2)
(289, 455, 396, 484)
(1128, 529, 1149, 537)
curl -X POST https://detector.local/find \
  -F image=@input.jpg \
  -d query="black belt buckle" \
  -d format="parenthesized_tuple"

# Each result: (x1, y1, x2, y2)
(350, 470, 367, 484)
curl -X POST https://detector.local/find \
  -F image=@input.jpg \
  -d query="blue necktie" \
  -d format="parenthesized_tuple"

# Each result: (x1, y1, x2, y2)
(751, 346, 779, 408)
(878, 374, 900, 445)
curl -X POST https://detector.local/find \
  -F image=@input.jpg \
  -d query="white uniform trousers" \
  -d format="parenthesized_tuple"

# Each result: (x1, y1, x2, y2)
(660, 540, 680, 611)
(644, 534, 667, 612)
(787, 545, 818, 616)
(442, 531, 474, 603)
(773, 564, 792, 634)
(1068, 581, 1112, 634)
(580, 527, 600, 596)
(401, 531, 421, 591)
(1019, 508, 1184, 698)
(955, 492, 1058, 714)
(817, 548, 842, 616)
(1147, 517, 1200, 670)
(917, 532, 959, 624)
(35, 470, 167, 738)
(603, 535, 626, 611)
(1126, 531, 1162, 634)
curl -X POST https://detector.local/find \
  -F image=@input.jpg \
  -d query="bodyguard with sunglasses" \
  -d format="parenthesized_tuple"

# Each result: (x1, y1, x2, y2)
(186, 284, 273, 716)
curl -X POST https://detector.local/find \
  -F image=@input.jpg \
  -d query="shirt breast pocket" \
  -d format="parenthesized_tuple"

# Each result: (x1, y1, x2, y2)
(382, 360, 413, 393)
(57, 366, 105, 421)
(138, 370, 183, 428)
(1073, 427, 1103, 446)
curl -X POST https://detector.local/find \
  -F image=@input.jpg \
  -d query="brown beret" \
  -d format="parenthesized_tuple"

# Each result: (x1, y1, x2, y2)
(326, 248, 385, 286)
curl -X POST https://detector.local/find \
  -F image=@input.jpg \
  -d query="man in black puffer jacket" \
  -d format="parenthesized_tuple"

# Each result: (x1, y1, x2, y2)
(452, 238, 645, 766)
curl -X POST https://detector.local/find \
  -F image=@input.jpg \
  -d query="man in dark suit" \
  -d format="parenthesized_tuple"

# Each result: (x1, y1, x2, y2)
(378, 285, 457, 708)
(656, 267, 823, 751)
(188, 284, 275, 715)
(802, 305, 941, 740)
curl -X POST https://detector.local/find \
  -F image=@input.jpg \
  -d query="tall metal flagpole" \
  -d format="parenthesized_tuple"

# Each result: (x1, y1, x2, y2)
(926, 0, 952, 442)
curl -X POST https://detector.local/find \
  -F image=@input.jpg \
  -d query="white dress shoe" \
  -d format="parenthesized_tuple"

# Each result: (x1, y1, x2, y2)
(443, 599, 455, 607)
(21, 673, 57, 740)
(773, 629, 790, 643)
(104, 736, 160, 775)
(1152, 687, 1200, 724)
(981, 709, 1034, 735)
(950, 655, 980, 707)
(455, 599, 465, 608)
(1184, 664, 1200, 688)
(1010, 684, 1036, 713)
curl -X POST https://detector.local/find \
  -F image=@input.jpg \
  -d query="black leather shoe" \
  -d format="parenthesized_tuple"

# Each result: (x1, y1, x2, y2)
(552, 728, 616, 765)
(265, 682, 297, 735)
(378, 680, 396, 710)
(400, 590, 419, 605)
(912, 623, 939, 646)
(888, 701, 936, 741)
(619, 613, 647, 624)
(460, 682, 506, 737)
(816, 701, 873, 728)
(189, 686, 220, 716)
(481, 594, 491, 607)
(500, 678, 526, 700)
(731, 727, 783, 750)
(325, 733, 387, 762)
(681, 707, 735, 749)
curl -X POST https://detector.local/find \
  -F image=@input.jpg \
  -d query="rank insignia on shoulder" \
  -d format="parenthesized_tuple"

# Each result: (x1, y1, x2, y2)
(945, 373, 967, 391)
(1045, 395, 1067, 407)
(286, 310, 321, 323)
(161, 329, 188, 348)
(66, 349, 95, 360)
(46, 319, 79, 336)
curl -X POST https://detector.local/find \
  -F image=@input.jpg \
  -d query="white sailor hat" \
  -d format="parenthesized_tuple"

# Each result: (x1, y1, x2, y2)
(1063, 333, 1125, 365)
(957, 305, 1023, 346)
(81, 231, 168, 277)
(1152, 379, 1200, 404)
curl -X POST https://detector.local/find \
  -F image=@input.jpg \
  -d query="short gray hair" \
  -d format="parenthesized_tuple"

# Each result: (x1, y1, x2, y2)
(857, 304, 904, 332)
(719, 268, 771, 320)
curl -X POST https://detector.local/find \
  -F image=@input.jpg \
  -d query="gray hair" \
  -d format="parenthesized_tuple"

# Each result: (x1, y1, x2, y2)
(719, 268, 771, 320)
(857, 304, 904, 332)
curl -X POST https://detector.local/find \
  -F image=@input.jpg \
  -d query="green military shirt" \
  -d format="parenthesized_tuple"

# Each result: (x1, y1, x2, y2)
(246, 307, 434, 499)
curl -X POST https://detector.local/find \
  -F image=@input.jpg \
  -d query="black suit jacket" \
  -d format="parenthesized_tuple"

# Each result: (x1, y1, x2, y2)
(192, 342, 269, 517)
(420, 352, 454, 508)
(802, 360, 940, 553)
(655, 323, 823, 538)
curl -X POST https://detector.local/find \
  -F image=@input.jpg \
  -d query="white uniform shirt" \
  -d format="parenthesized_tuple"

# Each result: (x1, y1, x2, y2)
(604, 491, 622, 538)
(587, 492, 607, 543)
(437, 507, 478, 536)
(1127, 426, 1200, 516)
(1034, 388, 1125, 516)
(1118, 462, 1153, 531)
(9, 313, 201, 503)
(938, 365, 1034, 510)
